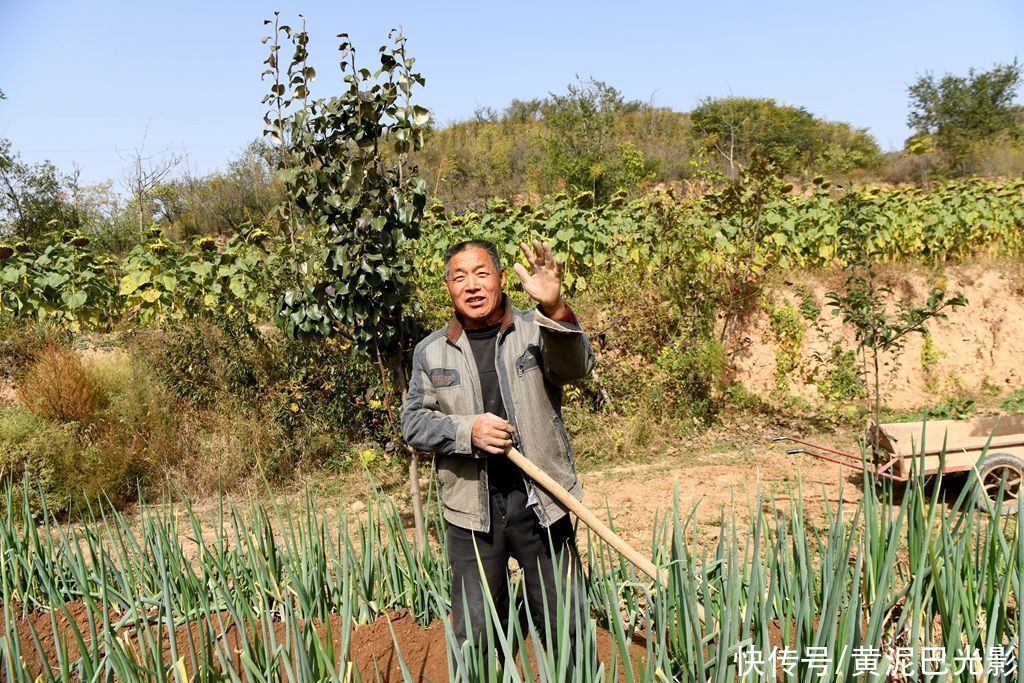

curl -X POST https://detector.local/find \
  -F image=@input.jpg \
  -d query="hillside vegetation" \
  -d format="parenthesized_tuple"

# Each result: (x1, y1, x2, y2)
(1, 171, 1023, 513)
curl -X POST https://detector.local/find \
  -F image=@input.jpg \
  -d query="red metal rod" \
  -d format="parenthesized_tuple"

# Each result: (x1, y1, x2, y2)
(800, 449, 869, 470)
(776, 436, 907, 481)
(798, 448, 905, 481)
(775, 436, 860, 459)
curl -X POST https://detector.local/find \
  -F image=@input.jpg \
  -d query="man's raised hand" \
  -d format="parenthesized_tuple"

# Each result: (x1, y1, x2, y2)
(513, 240, 567, 318)
(471, 413, 516, 455)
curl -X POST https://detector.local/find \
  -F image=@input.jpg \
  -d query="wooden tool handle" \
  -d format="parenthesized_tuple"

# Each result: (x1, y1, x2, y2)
(505, 447, 666, 584)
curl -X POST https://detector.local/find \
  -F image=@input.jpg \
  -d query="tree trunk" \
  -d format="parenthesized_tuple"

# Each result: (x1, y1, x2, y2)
(394, 360, 426, 549)
(590, 367, 614, 413)
(379, 347, 426, 549)
(136, 158, 145, 236)
(407, 447, 426, 547)
(872, 347, 881, 451)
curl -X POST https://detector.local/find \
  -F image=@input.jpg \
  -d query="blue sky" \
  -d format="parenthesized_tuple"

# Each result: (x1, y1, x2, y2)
(1, 1, 1021, 187)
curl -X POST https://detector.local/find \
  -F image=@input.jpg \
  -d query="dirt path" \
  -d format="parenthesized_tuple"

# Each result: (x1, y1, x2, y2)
(577, 429, 869, 550)
(101, 423, 876, 562)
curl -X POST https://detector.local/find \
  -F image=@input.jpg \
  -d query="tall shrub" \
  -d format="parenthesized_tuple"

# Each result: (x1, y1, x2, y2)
(263, 16, 430, 542)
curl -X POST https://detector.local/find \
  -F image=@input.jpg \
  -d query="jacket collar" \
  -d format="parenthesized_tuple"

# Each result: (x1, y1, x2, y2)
(444, 293, 513, 343)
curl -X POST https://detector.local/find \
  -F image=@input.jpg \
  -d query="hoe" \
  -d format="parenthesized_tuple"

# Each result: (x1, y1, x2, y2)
(505, 446, 708, 626)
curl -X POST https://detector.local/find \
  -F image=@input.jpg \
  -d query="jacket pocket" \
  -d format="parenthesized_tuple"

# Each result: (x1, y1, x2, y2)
(436, 455, 481, 516)
(515, 344, 542, 377)
(552, 414, 575, 469)
(436, 461, 455, 489)
(428, 368, 462, 388)
(429, 365, 469, 415)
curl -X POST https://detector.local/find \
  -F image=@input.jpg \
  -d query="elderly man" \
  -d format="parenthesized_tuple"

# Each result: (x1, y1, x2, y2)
(401, 239, 595, 650)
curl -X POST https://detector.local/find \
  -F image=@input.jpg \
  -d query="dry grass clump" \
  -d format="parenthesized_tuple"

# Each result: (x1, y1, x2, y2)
(169, 408, 281, 497)
(16, 345, 107, 423)
(90, 352, 200, 500)
(2, 345, 203, 514)
(3, 319, 376, 510)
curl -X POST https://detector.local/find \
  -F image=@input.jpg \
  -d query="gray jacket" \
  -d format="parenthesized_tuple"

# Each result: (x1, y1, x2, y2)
(401, 297, 596, 532)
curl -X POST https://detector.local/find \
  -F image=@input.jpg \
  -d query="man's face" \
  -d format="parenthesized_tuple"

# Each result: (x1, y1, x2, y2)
(445, 247, 506, 328)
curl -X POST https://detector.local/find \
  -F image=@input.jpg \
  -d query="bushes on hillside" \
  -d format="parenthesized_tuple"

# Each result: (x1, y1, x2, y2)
(131, 318, 277, 408)
(130, 315, 391, 474)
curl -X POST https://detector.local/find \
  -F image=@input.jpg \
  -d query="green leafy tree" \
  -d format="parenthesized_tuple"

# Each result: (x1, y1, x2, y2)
(691, 97, 818, 176)
(698, 155, 792, 350)
(825, 194, 967, 447)
(503, 98, 543, 124)
(0, 140, 71, 240)
(263, 16, 430, 543)
(907, 60, 1023, 173)
(539, 77, 647, 201)
(152, 140, 282, 239)
(813, 121, 885, 175)
(690, 96, 882, 177)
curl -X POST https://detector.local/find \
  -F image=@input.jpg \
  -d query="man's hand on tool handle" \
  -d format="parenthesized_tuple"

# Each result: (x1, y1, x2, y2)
(472, 413, 516, 455)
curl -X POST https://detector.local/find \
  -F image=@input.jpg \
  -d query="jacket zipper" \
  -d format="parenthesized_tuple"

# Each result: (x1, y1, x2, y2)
(451, 335, 489, 530)
(494, 329, 532, 501)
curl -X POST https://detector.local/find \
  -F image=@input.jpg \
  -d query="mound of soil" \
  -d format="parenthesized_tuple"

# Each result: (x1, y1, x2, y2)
(2, 603, 646, 681)
(350, 611, 450, 682)
(349, 610, 646, 681)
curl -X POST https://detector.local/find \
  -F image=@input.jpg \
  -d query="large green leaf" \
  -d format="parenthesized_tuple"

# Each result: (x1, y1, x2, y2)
(119, 270, 151, 295)
(65, 290, 88, 309)
(139, 288, 162, 303)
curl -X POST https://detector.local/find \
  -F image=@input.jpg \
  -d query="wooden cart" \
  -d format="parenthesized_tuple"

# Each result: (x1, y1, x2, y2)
(774, 415, 1024, 515)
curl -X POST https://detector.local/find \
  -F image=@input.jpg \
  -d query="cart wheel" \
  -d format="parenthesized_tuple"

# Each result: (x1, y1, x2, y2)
(975, 452, 1024, 516)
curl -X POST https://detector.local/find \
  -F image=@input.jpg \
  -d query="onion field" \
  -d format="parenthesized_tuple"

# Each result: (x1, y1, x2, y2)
(1, 445, 1019, 681)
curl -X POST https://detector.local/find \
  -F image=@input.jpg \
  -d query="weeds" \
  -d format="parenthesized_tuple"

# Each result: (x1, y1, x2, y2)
(1001, 387, 1024, 412)
(767, 301, 805, 395)
(815, 342, 866, 403)
(925, 396, 978, 420)
(920, 327, 942, 393)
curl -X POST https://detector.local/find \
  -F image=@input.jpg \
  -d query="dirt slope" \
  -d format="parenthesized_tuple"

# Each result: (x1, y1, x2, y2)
(732, 262, 1024, 410)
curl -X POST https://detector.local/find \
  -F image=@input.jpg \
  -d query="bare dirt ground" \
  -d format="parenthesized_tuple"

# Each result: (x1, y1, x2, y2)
(0, 379, 14, 406)
(1, 603, 645, 682)
(578, 429, 864, 551)
(141, 418, 875, 563)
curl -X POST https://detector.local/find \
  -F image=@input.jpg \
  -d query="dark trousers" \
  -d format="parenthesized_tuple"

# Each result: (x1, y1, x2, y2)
(447, 487, 586, 650)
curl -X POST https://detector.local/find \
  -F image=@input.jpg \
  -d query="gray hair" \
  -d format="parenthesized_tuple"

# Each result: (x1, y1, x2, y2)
(443, 240, 503, 278)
